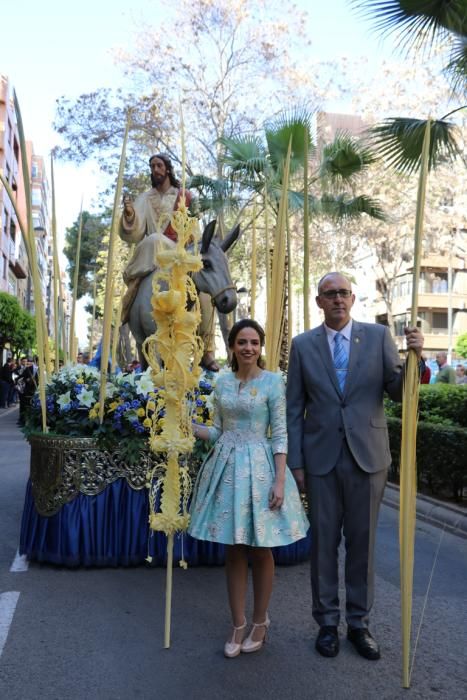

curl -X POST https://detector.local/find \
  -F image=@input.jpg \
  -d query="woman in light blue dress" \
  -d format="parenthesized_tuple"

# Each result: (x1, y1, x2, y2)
(189, 319, 309, 658)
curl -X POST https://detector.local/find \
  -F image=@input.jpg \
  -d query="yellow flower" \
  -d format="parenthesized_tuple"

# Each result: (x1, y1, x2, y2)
(146, 401, 156, 412)
(76, 377, 84, 384)
(108, 401, 120, 412)
(137, 407, 145, 417)
(143, 418, 152, 428)
(204, 419, 213, 426)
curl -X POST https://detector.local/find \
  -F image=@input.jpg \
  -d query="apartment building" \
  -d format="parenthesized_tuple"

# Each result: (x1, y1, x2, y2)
(0, 75, 27, 301)
(371, 249, 467, 356)
(317, 111, 467, 356)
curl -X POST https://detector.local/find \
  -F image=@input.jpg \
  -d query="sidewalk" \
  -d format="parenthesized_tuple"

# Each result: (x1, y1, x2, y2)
(384, 481, 467, 539)
(2, 403, 466, 539)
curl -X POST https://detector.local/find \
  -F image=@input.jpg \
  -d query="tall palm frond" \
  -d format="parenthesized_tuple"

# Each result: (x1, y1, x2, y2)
(319, 193, 387, 221)
(319, 131, 378, 187)
(264, 107, 314, 178)
(370, 117, 462, 174)
(352, 1, 467, 53)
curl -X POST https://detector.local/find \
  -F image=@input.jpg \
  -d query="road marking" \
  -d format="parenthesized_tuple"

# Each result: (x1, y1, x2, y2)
(0, 592, 20, 658)
(10, 550, 29, 572)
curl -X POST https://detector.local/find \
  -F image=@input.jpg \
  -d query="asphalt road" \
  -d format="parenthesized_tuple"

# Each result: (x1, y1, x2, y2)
(0, 406, 466, 700)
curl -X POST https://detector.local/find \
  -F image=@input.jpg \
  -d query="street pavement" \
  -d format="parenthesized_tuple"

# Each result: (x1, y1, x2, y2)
(0, 405, 466, 700)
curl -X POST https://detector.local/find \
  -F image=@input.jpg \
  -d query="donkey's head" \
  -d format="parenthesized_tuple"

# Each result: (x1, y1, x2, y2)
(193, 220, 240, 314)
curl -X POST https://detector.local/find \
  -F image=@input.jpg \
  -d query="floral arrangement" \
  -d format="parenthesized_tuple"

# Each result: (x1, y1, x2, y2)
(25, 364, 216, 464)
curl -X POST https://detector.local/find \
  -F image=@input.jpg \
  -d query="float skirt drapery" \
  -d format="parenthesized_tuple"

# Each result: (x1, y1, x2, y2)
(19, 479, 311, 567)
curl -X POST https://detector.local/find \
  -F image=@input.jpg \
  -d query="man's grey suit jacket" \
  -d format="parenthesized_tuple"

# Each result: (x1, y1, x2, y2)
(286, 320, 405, 476)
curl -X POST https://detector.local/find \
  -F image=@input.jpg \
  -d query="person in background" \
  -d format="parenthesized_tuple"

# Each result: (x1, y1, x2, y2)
(0, 358, 15, 408)
(17, 357, 38, 426)
(434, 352, 456, 384)
(420, 356, 431, 384)
(455, 364, 467, 385)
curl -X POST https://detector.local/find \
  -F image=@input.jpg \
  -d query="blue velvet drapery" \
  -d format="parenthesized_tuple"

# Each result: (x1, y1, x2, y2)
(20, 479, 311, 567)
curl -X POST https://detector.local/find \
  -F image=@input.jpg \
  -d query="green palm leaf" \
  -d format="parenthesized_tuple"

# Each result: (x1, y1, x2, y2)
(319, 193, 386, 221)
(219, 135, 268, 178)
(446, 37, 467, 95)
(264, 107, 315, 177)
(370, 117, 462, 174)
(267, 185, 310, 214)
(188, 174, 243, 214)
(319, 132, 378, 186)
(352, 1, 467, 53)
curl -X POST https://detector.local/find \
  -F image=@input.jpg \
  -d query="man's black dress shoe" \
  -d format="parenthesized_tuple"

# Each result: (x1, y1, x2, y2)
(315, 626, 339, 657)
(347, 627, 380, 660)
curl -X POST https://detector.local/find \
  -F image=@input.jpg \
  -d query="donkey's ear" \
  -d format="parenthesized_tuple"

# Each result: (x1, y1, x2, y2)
(201, 220, 216, 254)
(220, 224, 241, 252)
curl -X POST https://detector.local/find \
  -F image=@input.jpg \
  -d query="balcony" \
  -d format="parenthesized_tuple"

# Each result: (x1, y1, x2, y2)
(9, 257, 27, 279)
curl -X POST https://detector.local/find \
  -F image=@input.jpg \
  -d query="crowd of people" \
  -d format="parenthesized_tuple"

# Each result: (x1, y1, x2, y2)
(0, 356, 38, 425)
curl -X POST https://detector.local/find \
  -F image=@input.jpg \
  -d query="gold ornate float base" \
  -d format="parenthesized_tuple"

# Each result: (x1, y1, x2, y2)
(29, 435, 155, 517)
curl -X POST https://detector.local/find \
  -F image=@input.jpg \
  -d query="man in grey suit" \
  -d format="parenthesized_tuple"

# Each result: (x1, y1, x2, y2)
(286, 272, 424, 661)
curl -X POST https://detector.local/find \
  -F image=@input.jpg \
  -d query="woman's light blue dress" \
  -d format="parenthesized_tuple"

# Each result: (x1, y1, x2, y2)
(188, 370, 309, 547)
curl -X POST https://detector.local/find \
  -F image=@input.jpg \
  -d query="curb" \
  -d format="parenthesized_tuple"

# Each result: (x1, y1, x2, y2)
(383, 482, 467, 540)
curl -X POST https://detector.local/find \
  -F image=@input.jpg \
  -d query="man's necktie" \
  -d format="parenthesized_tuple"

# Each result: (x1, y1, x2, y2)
(333, 332, 348, 392)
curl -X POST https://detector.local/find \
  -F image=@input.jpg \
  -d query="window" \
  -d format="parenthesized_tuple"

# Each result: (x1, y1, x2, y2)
(2, 255, 7, 279)
(31, 188, 41, 206)
(31, 163, 39, 178)
(432, 312, 448, 331)
(3, 209, 8, 237)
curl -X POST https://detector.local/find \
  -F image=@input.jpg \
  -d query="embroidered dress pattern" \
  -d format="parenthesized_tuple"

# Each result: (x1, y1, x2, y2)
(188, 371, 309, 546)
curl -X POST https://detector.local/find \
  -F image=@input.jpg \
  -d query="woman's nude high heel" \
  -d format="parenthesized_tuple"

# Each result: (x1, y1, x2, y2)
(240, 614, 271, 653)
(224, 619, 247, 658)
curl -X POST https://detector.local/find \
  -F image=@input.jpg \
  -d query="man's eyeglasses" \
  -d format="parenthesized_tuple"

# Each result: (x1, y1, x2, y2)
(320, 289, 352, 299)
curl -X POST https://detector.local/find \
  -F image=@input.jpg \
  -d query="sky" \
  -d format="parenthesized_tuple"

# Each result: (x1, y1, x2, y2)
(1, 0, 393, 343)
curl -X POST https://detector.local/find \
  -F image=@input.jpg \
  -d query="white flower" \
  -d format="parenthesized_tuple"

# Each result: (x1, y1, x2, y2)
(105, 382, 117, 398)
(136, 371, 155, 396)
(57, 391, 72, 410)
(78, 389, 95, 408)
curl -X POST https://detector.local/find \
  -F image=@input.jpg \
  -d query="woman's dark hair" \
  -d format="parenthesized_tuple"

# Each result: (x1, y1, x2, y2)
(228, 318, 265, 372)
(149, 153, 180, 188)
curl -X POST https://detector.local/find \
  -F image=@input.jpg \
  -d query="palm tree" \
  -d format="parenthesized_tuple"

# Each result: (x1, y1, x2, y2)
(219, 110, 385, 336)
(352, 0, 467, 95)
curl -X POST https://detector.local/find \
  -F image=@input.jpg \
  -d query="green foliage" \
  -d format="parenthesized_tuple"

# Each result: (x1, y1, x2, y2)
(318, 132, 377, 185)
(0, 292, 36, 356)
(387, 416, 466, 500)
(385, 383, 467, 427)
(64, 210, 111, 298)
(369, 117, 462, 175)
(455, 332, 467, 358)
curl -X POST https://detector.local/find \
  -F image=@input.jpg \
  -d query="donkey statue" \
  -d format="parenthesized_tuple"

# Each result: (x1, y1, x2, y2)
(126, 220, 240, 367)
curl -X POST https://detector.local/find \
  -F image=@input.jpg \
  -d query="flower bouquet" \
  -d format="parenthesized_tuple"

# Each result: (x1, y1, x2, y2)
(25, 364, 217, 466)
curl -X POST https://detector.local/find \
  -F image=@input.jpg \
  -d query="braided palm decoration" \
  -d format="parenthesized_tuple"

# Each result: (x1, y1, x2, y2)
(143, 201, 203, 548)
